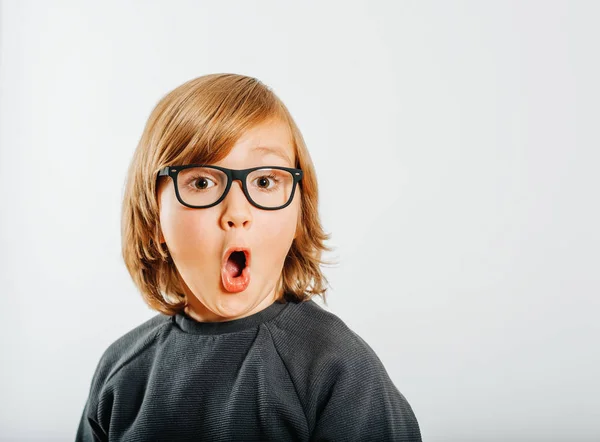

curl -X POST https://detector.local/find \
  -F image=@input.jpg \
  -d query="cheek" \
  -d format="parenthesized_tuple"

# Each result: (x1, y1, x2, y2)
(161, 209, 216, 259)
(256, 211, 298, 258)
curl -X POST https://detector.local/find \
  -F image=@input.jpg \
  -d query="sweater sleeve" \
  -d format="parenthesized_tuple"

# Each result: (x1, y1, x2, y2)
(75, 351, 111, 442)
(309, 340, 422, 442)
(75, 402, 107, 442)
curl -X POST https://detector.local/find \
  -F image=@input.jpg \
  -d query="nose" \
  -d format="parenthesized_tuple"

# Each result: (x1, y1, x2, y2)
(220, 179, 252, 229)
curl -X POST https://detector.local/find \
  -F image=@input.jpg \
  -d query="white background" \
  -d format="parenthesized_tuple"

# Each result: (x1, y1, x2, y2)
(1, 1, 599, 441)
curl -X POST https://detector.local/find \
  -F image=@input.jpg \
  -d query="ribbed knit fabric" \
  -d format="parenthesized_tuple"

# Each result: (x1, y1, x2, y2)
(75, 298, 421, 441)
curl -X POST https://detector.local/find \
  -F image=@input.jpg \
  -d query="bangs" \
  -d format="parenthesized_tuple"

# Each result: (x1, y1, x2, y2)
(157, 74, 289, 168)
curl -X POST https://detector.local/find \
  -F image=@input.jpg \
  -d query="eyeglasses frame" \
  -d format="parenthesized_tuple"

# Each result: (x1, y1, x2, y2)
(157, 164, 303, 210)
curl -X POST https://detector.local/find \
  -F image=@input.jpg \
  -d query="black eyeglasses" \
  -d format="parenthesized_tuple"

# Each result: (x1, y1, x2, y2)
(157, 165, 303, 210)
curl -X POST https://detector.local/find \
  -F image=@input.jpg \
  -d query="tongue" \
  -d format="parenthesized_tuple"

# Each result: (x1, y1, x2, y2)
(226, 259, 242, 277)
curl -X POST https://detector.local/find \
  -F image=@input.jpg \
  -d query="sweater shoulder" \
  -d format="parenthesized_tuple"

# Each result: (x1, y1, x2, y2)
(268, 299, 378, 363)
(91, 313, 172, 389)
(266, 299, 393, 428)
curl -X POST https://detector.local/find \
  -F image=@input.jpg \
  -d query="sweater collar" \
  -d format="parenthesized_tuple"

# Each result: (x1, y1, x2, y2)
(173, 300, 289, 335)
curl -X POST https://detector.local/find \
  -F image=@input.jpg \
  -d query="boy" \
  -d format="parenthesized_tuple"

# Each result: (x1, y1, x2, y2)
(76, 73, 421, 441)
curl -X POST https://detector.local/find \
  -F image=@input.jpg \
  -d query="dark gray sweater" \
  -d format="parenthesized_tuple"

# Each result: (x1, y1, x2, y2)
(75, 298, 421, 441)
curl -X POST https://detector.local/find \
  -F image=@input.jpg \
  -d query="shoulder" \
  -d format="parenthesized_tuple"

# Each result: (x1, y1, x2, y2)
(90, 313, 172, 389)
(267, 299, 393, 399)
(268, 300, 421, 439)
(269, 299, 381, 366)
(267, 300, 404, 425)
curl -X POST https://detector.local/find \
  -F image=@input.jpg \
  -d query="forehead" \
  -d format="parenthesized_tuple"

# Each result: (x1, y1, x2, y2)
(217, 119, 295, 166)
(250, 145, 292, 164)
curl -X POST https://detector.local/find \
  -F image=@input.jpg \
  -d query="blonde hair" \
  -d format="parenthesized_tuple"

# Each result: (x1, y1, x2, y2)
(121, 73, 337, 316)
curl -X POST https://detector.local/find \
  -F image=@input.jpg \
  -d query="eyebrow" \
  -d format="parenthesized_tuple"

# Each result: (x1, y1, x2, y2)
(251, 146, 293, 165)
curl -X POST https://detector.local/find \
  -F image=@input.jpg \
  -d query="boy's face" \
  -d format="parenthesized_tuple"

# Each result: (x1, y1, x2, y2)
(156, 118, 300, 322)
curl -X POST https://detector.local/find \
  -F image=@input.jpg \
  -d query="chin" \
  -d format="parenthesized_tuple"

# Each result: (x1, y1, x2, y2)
(214, 291, 256, 315)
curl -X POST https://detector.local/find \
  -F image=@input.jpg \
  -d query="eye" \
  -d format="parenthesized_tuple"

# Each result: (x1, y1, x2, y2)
(191, 175, 216, 190)
(253, 173, 279, 190)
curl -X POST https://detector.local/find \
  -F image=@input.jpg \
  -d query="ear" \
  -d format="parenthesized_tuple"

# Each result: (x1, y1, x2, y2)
(158, 224, 166, 244)
(294, 206, 302, 240)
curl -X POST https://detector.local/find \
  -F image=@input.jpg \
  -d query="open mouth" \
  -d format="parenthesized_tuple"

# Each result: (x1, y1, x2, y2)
(221, 247, 251, 293)
(225, 250, 247, 277)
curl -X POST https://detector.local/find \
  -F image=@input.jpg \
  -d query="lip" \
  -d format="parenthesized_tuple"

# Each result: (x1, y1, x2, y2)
(221, 245, 252, 272)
